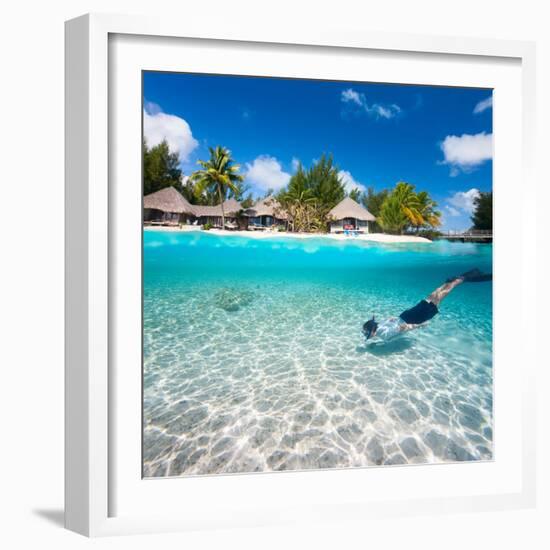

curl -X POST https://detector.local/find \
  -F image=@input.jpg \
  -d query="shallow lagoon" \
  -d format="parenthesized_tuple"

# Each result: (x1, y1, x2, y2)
(143, 231, 493, 477)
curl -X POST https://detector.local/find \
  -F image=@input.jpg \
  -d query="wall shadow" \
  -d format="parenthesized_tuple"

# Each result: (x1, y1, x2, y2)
(33, 509, 64, 528)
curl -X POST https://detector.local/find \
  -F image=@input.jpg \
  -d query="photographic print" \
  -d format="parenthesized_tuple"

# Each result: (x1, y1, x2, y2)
(142, 72, 493, 477)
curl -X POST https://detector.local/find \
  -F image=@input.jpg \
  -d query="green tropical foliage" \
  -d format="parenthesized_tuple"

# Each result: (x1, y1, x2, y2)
(182, 164, 253, 208)
(277, 155, 346, 232)
(191, 146, 244, 229)
(471, 191, 492, 230)
(227, 179, 254, 207)
(378, 181, 441, 233)
(143, 139, 182, 195)
(362, 187, 389, 217)
(277, 165, 317, 232)
(378, 193, 409, 233)
(306, 154, 346, 211)
(143, 138, 444, 237)
(393, 182, 425, 227)
(416, 190, 442, 230)
(348, 188, 362, 203)
(361, 187, 389, 232)
(240, 195, 255, 209)
(178, 176, 201, 203)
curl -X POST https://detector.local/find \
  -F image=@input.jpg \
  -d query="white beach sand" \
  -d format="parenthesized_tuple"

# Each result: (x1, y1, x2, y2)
(144, 225, 432, 243)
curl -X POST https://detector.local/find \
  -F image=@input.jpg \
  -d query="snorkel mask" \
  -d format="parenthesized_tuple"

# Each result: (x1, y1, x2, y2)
(363, 316, 378, 340)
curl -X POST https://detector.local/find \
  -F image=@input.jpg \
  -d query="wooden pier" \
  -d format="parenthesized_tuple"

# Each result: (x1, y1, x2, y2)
(435, 230, 492, 243)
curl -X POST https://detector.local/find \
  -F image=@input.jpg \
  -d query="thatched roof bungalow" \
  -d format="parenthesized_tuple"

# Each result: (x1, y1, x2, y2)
(328, 197, 375, 233)
(143, 186, 196, 225)
(192, 198, 244, 228)
(245, 196, 288, 228)
(143, 187, 245, 228)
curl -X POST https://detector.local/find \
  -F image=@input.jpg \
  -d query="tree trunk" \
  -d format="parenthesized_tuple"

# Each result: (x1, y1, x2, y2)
(217, 184, 225, 230)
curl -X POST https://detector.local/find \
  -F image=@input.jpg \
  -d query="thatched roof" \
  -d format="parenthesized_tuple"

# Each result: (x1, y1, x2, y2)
(144, 187, 245, 218)
(222, 198, 243, 216)
(328, 197, 375, 221)
(192, 205, 218, 216)
(192, 198, 243, 217)
(245, 196, 288, 220)
(143, 186, 195, 214)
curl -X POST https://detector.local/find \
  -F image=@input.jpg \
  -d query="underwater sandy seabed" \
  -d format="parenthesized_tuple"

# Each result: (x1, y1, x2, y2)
(143, 232, 493, 477)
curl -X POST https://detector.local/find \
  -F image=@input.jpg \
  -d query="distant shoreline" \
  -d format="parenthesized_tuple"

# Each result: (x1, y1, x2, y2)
(143, 225, 432, 244)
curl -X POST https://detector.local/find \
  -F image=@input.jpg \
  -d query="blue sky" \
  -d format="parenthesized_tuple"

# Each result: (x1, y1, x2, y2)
(143, 72, 493, 230)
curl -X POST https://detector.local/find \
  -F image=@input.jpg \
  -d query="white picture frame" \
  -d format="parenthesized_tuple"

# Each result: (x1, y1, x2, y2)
(65, 13, 537, 537)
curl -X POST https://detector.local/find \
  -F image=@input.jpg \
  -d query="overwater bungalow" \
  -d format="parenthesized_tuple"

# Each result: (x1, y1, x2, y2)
(328, 197, 376, 234)
(245, 196, 288, 229)
(143, 186, 196, 225)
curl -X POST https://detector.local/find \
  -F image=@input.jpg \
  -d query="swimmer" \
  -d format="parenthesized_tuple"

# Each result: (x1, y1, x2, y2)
(363, 268, 492, 342)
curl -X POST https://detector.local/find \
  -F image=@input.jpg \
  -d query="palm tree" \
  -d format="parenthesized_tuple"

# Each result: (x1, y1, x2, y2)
(378, 182, 441, 233)
(280, 188, 316, 232)
(191, 146, 244, 229)
(416, 191, 441, 230)
(393, 182, 424, 228)
(378, 193, 408, 234)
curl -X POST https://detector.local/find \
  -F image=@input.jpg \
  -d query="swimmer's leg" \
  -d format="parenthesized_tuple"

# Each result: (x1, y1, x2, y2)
(426, 277, 464, 307)
(430, 268, 492, 307)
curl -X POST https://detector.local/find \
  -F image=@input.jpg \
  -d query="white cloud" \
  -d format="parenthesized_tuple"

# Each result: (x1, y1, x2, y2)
(440, 132, 493, 175)
(473, 96, 493, 114)
(440, 190, 482, 231)
(444, 205, 461, 217)
(245, 155, 291, 192)
(449, 166, 460, 178)
(447, 188, 480, 214)
(341, 88, 363, 106)
(372, 103, 402, 119)
(338, 170, 366, 194)
(144, 100, 162, 115)
(291, 157, 301, 172)
(143, 109, 198, 163)
(341, 88, 402, 120)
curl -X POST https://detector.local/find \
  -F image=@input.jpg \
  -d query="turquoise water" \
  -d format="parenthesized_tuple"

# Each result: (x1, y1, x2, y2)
(143, 230, 493, 477)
